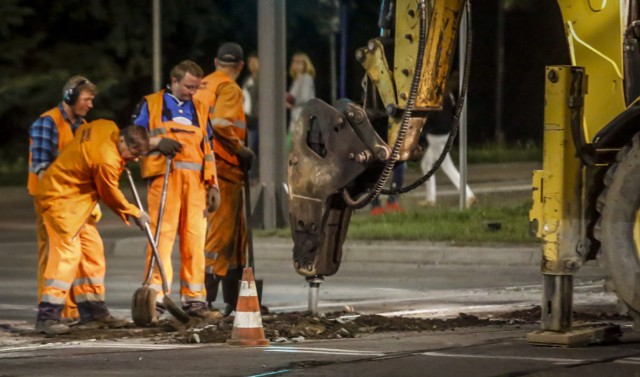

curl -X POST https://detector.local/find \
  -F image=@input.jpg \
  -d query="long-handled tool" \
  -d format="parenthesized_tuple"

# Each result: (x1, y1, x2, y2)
(243, 165, 264, 306)
(126, 162, 190, 324)
(130, 159, 170, 325)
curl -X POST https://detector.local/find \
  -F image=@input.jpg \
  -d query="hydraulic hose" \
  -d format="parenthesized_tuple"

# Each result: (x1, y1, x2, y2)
(342, 0, 428, 209)
(383, 0, 473, 195)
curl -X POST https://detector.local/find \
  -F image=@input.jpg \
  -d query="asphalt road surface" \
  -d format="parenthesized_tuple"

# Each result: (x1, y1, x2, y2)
(1, 163, 639, 376)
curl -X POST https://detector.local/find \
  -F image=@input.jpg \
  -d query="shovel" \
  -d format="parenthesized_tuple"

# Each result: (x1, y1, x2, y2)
(129, 158, 169, 326)
(126, 162, 190, 324)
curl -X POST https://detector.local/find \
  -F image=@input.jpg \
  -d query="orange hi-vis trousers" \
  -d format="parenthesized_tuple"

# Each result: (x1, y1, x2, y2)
(205, 170, 247, 278)
(146, 168, 207, 305)
(39, 220, 106, 322)
(34, 198, 79, 319)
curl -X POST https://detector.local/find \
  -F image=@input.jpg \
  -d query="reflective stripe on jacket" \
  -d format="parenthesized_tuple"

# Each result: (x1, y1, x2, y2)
(194, 71, 246, 168)
(140, 90, 216, 185)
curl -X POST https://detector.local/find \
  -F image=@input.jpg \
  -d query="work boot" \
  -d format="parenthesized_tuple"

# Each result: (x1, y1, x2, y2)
(147, 303, 166, 326)
(187, 306, 223, 320)
(184, 302, 223, 320)
(35, 319, 70, 335)
(78, 314, 130, 329)
(60, 317, 80, 326)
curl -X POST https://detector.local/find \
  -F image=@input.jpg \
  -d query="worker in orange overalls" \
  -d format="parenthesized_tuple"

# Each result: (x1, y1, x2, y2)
(36, 121, 151, 335)
(28, 76, 98, 323)
(194, 42, 255, 316)
(132, 60, 220, 320)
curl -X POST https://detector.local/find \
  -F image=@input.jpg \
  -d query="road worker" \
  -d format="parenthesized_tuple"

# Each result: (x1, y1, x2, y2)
(194, 42, 255, 315)
(28, 76, 98, 322)
(132, 60, 220, 320)
(36, 121, 151, 335)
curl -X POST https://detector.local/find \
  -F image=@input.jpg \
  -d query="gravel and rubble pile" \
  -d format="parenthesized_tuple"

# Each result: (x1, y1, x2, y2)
(6, 306, 632, 346)
(184, 311, 504, 344)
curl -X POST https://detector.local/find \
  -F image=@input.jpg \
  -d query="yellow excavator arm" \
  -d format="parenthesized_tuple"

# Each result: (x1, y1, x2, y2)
(288, 0, 640, 332)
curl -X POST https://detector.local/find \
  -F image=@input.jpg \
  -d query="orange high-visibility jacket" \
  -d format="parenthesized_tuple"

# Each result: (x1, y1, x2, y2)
(140, 90, 216, 185)
(38, 120, 141, 239)
(194, 71, 246, 168)
(27, 107, 83, 196)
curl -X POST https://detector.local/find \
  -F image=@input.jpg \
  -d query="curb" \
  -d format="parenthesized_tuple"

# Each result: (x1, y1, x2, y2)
(110, 237, 542, 267)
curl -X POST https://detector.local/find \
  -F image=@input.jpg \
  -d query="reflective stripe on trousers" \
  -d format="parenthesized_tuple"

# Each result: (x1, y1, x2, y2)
(35, 198, 79, 318)
(146, 169, 207, 304)
(40, 221, 105, 312)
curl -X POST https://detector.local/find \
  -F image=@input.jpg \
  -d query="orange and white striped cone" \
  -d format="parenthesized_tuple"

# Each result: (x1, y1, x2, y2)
(226, 267, 270, 347)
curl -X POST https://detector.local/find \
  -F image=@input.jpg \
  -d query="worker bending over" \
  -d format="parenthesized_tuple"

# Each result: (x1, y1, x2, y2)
(36, 121, 150, 335)
(194, 42, 254, 315)
(132, 60, 220, 320)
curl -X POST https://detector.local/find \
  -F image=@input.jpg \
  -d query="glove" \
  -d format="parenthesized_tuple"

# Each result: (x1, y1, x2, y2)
(206, 186, 221, 213)
(133, 210, 151, 231)
(157, 138, 182, 157)
(87, 203, 102, 225)
(236, 146, 255, 171)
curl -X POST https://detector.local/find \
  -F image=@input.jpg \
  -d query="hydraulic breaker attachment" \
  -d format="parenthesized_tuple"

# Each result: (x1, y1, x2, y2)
(288, 99, 390, 277)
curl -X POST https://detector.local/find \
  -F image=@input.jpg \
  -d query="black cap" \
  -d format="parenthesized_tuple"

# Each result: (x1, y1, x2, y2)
(216, 42, 244, 64)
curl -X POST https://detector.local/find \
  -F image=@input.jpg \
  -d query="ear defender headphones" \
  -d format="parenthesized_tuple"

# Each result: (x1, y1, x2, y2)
(63, 79, 88, 106)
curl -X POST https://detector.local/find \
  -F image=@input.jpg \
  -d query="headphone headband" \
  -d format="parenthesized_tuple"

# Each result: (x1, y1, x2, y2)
(63, 79, 89, 106)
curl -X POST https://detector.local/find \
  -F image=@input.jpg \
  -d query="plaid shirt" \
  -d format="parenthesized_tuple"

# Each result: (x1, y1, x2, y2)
(29, 103, 83, 174)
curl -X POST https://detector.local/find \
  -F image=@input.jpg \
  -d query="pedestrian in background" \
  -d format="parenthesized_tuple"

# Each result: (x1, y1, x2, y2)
(195, 42, 255, 316)
(27, 76, 98, 323)
(286, 52, 316, 150)
(132, 60, 220, 320)
(420, 84, 476, 208)
(35, 121, 150, 335)
(242, 54, 260, 182)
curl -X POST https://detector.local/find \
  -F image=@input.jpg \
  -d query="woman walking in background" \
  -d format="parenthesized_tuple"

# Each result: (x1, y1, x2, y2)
(420, 84, 476, 208)
(286, 52, 316, 149)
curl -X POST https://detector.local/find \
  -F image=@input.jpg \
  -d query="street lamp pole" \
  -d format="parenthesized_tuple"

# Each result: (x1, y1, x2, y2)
(152, 0, 162, 91)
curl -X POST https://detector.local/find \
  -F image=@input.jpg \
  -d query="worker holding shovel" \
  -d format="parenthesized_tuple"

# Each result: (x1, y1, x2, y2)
(35, 121, 151, 335)
(133, 60, 220, 320)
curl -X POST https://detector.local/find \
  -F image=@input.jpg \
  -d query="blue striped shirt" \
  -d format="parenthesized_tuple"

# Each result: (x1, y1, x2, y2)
(29, 104, 83, 174)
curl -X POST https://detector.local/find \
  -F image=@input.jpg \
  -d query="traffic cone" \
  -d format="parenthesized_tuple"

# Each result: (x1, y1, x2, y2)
(226, 267, 270, 347)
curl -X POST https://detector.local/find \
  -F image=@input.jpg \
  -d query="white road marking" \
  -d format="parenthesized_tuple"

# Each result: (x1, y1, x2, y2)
(378, 304, 533, 317)
(266, 346, 385, 357)
(422, 351, 591, 365)
(614, 357, 640, 365)
(0, 341, 200, 356)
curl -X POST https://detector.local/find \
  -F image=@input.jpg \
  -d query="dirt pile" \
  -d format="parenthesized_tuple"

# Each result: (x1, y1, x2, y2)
(10, 306, 631, 345)
(184, 311, 503, 344)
